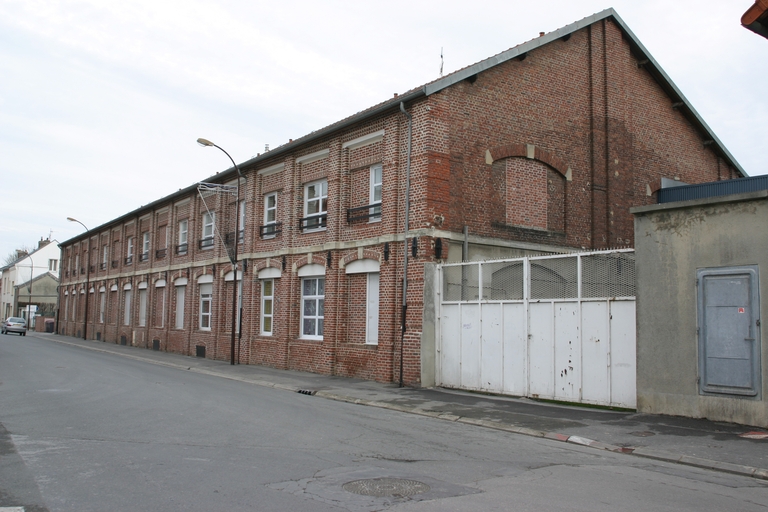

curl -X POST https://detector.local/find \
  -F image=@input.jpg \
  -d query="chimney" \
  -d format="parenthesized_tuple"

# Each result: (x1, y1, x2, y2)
(38, 238, 51, 249)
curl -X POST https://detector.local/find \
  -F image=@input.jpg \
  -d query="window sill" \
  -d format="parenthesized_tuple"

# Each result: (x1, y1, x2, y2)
(299, 335, 323, 341)
(301, 227, 327, 234)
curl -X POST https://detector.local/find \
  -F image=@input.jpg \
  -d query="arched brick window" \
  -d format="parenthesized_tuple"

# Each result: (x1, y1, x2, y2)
(494, 157, 565, 232)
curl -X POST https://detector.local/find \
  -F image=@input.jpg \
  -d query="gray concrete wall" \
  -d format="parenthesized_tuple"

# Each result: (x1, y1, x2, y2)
(632, 191, 768, 427)
(421, 263, 437, 387)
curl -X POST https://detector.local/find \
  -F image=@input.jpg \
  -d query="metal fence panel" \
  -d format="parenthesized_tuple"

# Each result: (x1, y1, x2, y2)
(530, 256, 578, 299)
(437, 249, 636, 408)
(581, 252, 635, 298)
(482, 260, 524, 300)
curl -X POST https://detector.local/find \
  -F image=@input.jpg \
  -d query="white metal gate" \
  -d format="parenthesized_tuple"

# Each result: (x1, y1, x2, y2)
(436, 250, 636, 408)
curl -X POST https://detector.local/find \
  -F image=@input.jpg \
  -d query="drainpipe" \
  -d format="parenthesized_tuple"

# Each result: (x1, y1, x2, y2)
(399, 101, 412, 388)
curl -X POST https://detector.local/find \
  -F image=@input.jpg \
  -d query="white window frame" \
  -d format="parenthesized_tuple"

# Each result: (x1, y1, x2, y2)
(366, 272, 380, 345)
(175, 283, 186, 329)
(138, 288, 147, 327)
(199, 283, 212, 330)
(141, 232, 150, 259)
(178, 219, 188, 253)
(263, 192, 278, 238)
(102, 245, 108, 266)
(300, 276, 325, 340)
(127, 237, 134, 260)
(238, 200, 245, 243)
(369, 164, 382, 222)
(49, 259, 58, 271)
(123, 289, 132, 326)
(303, 179, 328, 232)
(156, 282, 166, 328)
(261, 279, 274, 336)
(202, 212, 215, 248)
(99, 289, 106, 323)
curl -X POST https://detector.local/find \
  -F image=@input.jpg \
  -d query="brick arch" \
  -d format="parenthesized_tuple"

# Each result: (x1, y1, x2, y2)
(341, 249, 382, 267)
(486, 143, 571, 180)
(294, 253, 327, 270)
(253, 258, 283, 272)
(192, 270, 214, 282)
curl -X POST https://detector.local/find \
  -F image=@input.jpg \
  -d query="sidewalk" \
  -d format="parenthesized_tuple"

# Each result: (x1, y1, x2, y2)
(35, 332, 768, 481)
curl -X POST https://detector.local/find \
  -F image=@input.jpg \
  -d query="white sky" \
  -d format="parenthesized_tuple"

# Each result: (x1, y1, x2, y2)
(1, 0, 766, 261)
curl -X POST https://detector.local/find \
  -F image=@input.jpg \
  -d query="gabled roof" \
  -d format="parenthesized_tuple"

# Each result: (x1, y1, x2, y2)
(0, 240, 58, 272)
(15, 271, 59, 290)
(237, 8, 745, 178)
(61, 8, 746, 246)
(742, 0, 768, 39)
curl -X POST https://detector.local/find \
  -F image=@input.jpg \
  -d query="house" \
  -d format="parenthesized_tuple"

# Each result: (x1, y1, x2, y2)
(58, 9, 744, 386)
(1, 238, 60, 326)
(14, 271, 60, 327)
(632, 177, 768, 427)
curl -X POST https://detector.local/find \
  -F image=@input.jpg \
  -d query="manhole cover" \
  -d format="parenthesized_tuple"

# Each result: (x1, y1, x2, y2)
(740, 431, 768, 439)
(343, 478, 430, 497)
(629, 431, 656, 437)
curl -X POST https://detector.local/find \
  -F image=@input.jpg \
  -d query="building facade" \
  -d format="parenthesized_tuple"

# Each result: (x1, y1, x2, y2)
(1, 238, 60, 323)
(58, 9, 744, 385)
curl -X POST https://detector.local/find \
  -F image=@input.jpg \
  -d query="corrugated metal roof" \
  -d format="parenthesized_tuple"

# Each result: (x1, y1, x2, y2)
(658, 175, 768, 203)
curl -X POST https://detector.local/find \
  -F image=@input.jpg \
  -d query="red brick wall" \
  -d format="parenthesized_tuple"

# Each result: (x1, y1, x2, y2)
(57, 18, 739, 387)
(425, 19, 735, 250)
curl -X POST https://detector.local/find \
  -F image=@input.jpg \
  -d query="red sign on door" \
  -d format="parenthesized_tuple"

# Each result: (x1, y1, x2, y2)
(738, 307, 745, 313)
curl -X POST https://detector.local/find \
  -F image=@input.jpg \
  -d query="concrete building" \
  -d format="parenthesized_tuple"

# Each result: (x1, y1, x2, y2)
(58, 9, 744, 386)
(633, 185, 768, 427)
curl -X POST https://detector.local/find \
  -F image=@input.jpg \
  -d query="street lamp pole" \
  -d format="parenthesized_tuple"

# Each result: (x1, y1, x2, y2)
(197, 138, 244, 366)
(67, 217, 90, 340)
(27, 254, 33, 329)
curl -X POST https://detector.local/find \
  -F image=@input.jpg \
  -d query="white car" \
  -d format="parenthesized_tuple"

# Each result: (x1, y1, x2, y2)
(2, 317, 27, 336)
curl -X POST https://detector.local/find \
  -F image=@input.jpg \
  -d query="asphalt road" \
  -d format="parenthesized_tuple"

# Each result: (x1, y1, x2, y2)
(1, 335, 767, 511)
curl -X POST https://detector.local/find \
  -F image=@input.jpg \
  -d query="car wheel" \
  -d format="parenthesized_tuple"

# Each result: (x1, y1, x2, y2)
(22, 332, 26, 336)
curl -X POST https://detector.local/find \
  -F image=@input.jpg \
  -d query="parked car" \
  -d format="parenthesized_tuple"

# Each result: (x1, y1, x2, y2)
(2, 317, 27, 336)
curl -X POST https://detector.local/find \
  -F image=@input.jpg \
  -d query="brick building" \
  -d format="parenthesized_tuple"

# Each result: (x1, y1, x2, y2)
(58, 9, 745, 385)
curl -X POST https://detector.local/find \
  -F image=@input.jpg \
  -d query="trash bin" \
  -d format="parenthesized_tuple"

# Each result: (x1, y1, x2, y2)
(45, 319, 54, 333)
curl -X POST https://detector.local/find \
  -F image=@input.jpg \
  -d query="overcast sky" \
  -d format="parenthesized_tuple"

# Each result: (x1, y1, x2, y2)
(1, 0, 766, 262)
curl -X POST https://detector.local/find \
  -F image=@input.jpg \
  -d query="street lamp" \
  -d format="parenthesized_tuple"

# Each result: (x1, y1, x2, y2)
(197, 138, 244, 365)
(67, 217, 90, 340)
(26, 254, 33, 329)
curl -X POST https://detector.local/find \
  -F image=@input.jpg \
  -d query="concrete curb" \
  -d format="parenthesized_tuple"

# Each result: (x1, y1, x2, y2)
(45, 335, 768, 482)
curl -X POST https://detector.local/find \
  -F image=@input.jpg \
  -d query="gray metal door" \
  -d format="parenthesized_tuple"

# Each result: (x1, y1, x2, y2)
(697, 266, 761, 397)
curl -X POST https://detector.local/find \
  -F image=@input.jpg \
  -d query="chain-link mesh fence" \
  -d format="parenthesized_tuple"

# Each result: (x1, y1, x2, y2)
(581, 251, 635, 298)
(441, 250, 634, 302)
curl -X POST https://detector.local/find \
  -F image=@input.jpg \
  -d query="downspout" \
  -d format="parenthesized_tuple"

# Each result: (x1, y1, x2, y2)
(399, 101, 412, 388)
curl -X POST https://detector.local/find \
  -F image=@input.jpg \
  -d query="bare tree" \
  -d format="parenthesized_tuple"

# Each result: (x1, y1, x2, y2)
(2, 246, 34, 267)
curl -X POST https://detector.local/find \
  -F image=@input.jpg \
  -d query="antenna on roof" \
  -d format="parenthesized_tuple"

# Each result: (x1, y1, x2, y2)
(440, 47, 444, 77)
